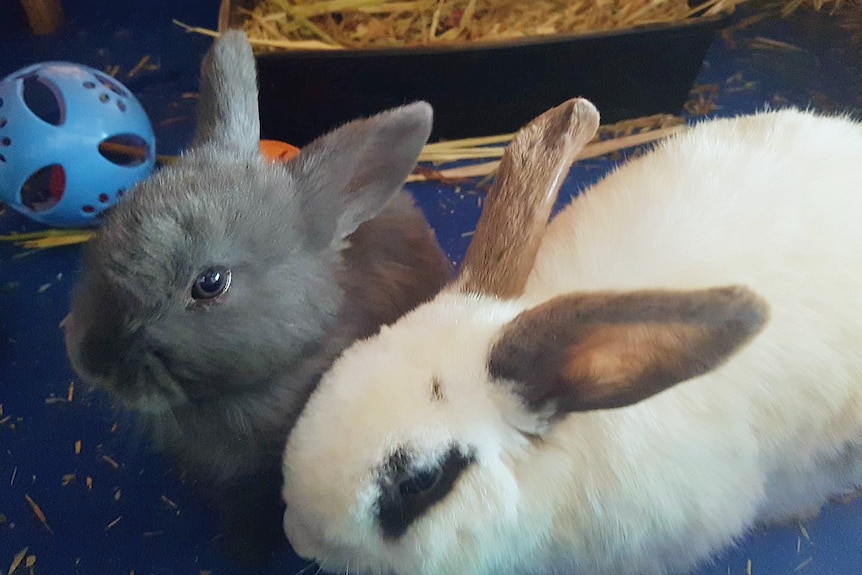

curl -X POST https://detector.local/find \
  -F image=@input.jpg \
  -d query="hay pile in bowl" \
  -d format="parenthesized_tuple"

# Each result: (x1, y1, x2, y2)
(208, 0, 849, 51)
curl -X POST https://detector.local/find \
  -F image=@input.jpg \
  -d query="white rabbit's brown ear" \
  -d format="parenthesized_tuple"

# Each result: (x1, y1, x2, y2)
(291, 101, 434, 248)
(192, 30, 261, 155)
(459, 98, 600, 299)
(488, 286, 769, 420)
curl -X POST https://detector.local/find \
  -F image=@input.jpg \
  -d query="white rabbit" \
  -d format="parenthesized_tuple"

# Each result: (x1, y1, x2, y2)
(280, 98, 862, 575)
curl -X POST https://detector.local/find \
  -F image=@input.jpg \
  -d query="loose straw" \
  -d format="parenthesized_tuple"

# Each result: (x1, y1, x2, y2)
(1, 118, 684, 250)
(407, 123, 686, 182)
(174, 19, 343, 50)
(0, 229, 96, 249)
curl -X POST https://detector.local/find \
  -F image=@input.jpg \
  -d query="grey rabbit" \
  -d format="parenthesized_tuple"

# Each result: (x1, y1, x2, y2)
(63, 30, 452, 563)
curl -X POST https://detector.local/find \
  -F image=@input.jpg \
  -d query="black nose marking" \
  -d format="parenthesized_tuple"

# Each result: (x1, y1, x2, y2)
(376, 446, 473, 539)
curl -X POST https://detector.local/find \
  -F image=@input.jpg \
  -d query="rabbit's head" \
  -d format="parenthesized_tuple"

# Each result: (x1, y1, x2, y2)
(64, 31, 435, 413)
(281, 99, 769, 575)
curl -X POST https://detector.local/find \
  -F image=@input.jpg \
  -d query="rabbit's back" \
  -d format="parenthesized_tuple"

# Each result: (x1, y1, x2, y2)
(529, 108, 862, 298)
(526, 109, 862, 540)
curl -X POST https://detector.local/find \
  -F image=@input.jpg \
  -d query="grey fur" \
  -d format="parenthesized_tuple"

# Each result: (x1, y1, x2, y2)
(63, 30, 451, 562)
(192, 31, 260, 154)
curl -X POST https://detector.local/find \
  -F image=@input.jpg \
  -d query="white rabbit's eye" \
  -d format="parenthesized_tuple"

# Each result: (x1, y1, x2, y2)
(192, 267, 231, 300)
(377, 447, 474, 539)
(399, 467, 442, 497)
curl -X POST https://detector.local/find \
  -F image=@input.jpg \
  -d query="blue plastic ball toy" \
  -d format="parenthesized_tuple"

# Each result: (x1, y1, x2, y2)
(0, 62, 156, 227)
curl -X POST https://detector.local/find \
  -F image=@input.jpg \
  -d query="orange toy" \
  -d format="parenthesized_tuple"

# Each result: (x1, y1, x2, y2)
(259, 139, 301, 162)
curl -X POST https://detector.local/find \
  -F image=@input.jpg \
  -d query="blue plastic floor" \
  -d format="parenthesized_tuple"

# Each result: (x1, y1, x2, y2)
(1, 2, 861, 574)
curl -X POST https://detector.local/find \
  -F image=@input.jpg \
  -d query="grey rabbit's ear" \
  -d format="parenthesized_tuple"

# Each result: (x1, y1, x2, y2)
(192, 30, 261, 155)
(292, 101, 434, 248)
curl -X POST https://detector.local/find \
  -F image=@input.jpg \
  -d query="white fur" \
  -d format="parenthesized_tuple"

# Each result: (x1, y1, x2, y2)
(282, 108, 862, 575)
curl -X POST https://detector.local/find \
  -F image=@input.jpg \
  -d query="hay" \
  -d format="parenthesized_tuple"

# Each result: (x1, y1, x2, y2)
(233, 0, 741, 51)
(204, 0, 856, 52)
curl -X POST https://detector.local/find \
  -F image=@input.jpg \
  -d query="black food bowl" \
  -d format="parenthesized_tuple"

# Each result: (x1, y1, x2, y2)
(221, 1, 731, 145)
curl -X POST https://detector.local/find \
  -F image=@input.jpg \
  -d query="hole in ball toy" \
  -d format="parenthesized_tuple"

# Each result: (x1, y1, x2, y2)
(98, 193, 109, 203)
(0, 117, 6, 128)
(117, 100, 126, 112)
(21, 164, 65, 212)
(116, 189, 125, 198)
(83, 81, 96, 89)
(22, 75, 64, 126)
(0, 154, 6, 164)
(1, 137, 9, 146)
(82, 205, 95, 214)
(99, 134, 150, 166)
(93, 73, 129, 97)
(0, 97, 4, 107)
(99, 93, 109, 103)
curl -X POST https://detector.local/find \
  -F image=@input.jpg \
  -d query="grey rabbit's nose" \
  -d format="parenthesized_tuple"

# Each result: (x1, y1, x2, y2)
(76, 325, 137, 378)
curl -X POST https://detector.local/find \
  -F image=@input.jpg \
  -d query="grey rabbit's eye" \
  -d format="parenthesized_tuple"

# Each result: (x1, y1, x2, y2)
(192, 267, 231, 300)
